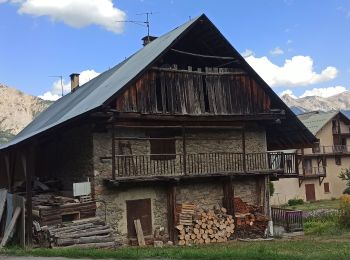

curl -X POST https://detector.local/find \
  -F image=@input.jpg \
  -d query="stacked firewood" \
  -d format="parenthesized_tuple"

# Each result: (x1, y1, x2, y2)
(176, 204, 235, 245)
(44, 217, 115, 249)
(176, 203, 196, 225)
(233, 197, 269, 238)
(32, 194, 96, 226)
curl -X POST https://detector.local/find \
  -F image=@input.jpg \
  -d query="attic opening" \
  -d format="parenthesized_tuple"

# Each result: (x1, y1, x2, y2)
(155, 17, 241, 70)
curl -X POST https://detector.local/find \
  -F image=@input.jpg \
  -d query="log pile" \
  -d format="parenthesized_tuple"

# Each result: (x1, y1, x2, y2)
(176, 204, 235, 246)
(176, 203, 196, 225)
(44, 217, 115, 249)
(233, 198, 269, 239)
(32, 194, 96, 226)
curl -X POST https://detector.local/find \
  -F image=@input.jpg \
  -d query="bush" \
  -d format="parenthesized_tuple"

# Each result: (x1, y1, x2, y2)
(288, 198, 304, 206)
(343, 187, 350, 195)
(339, 195, 350, 227)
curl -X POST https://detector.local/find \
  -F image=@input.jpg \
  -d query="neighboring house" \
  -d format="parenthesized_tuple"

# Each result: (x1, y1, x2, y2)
(0, 14, 316, 245)
(272, 111, 350, 204)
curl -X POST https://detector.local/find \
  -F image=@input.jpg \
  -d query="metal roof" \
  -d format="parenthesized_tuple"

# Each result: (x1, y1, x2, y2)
(298, 111, 338, 135)
(0, 15, 200, 150)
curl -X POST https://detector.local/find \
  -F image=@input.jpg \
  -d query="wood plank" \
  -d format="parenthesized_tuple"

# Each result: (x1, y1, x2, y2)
(13, 195, 25, 248)
(134, 219, 146, 246)
(0, 189, 7, 226)
(0, 207, 21, 248)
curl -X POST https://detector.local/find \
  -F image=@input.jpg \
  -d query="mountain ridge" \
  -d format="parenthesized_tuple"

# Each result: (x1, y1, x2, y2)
(281, 91, 350, 115)
(0, 83, 52, 143)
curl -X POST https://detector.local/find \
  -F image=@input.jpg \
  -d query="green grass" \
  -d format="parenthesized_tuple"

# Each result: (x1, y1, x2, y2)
(284, 199, 340, 211)
(304, 214, 345, 235)
(2, 238, 350, 260)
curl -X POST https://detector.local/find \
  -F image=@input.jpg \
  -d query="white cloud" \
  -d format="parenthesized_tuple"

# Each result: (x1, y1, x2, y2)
(270, 47, 284, 56)
(39, 69, 100, 101)
(241, 49, 255, 58)
(279, 89, 297, 99)
(245, 54, 338, 87)
(300, 86, 347, 98)
(1, 0, 126, 33)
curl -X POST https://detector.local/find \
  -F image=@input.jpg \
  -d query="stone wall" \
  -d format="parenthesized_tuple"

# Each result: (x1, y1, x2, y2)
(92, 127, 267, 184)
(94, 177, 265, 243)
(92, 127, 268, 243)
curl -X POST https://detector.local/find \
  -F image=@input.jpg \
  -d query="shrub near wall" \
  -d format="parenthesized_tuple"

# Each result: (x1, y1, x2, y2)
(339, 195, 350, 228)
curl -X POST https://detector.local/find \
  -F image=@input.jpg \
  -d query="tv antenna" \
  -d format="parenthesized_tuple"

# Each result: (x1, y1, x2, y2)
(49, 75, 64, 97)
(116, 12, 157, 40)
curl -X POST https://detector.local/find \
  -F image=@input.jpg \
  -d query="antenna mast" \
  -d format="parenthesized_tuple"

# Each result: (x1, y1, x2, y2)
(116, 12, 156, 41)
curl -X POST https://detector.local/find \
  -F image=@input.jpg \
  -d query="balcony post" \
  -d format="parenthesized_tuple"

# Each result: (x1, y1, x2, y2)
(111, 119, 116, 180)
(241, 127, 246, 172)
(182, 126, 187, 175)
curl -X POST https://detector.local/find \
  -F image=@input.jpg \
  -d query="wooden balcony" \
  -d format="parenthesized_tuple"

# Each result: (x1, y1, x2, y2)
(108, 152, 297, 182)
(304, 145, 350, 156)
(299, 166, 326, 179)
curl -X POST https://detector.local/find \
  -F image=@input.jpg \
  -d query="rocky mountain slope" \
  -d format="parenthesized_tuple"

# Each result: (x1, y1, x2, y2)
(0, 83, 52, 143)
(281, 91, 350, 114)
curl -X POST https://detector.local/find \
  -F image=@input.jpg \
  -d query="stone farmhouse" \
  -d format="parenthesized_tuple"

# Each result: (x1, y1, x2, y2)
(0, 14, 316, 245)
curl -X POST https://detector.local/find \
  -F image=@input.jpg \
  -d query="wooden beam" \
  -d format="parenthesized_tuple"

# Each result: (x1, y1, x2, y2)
(182, 127, 187, 175)
(0, 207, 21, 248)
(21, 148, 33, 246)
(111, 121, 116, 180)
(13, 194, 25, 248)
(242, 127, 246, 172)
(134, 219, 146, 246)
(222, 176, 234, 215)
(4, 154, 10, 191)
(0, 189, 7, 227)
(167, 184, 177, 243)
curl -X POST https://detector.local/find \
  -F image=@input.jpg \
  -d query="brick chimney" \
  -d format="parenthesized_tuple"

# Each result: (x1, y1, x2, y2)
(70, 73, 80, 92)
(142, 35, 157, 46)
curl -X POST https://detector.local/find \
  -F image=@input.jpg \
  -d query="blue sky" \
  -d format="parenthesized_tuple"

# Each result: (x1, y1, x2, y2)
(0, 0, 349, 100)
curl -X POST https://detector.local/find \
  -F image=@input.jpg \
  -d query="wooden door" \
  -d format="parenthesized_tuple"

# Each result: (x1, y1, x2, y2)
(126, 198, 152, 238)
(305, 184, 316, 201)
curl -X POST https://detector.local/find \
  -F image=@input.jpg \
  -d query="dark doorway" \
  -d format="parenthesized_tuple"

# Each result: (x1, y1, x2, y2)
(126, 198, 152, 238)
(305, 184, 316, 202)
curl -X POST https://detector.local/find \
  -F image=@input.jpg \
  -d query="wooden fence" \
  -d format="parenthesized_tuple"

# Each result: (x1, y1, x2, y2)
(271, 207, 303, 232)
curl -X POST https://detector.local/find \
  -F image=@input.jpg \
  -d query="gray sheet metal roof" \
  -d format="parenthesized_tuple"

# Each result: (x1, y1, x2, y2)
(297, 111, 338, 135)
(0, 15, 200, 150)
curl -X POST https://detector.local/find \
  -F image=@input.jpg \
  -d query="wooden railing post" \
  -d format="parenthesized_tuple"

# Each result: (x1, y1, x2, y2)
(242, 128, 246, 172)
(182, 127, 187, 175)
(111, 120, 116, 180)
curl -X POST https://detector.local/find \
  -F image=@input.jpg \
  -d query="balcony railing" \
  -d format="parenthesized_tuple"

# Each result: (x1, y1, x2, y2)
(301, 166, 326, 178)
(308, 145, 350, 155)
(112, 152, 296, 179)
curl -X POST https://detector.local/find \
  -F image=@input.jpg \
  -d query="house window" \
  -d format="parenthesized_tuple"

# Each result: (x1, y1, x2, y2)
(312, 143, 320, 153)
(150, 131, 176, 160)
(324, 182, 330, 193)
(335, 156, 342, 165)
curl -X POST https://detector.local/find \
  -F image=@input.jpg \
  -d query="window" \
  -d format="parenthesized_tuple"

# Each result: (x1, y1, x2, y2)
(312, 142, 320, 153)
(324, 182, 330, 193)
(335, 156, 342, 166)
(150, 131, 176, 160)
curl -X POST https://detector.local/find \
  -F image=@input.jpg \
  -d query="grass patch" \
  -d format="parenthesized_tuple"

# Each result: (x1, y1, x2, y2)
(284, 199, 340, 211)
(304, 214, 345, 236)
(2, 240, 350, 260)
